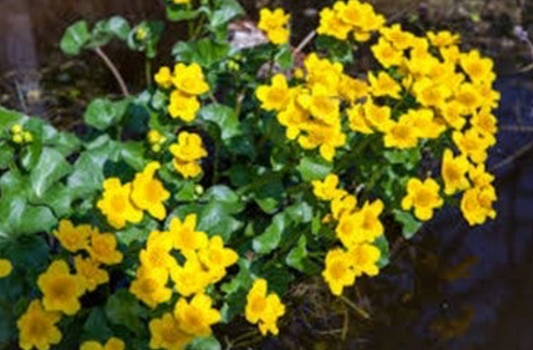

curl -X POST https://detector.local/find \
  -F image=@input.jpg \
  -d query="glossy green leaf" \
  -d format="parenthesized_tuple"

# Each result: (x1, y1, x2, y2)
(253, 213, 286, 255)
(297, 157, 332, 181)
(60, 21, 91, 55)
(198, 201, 242, 241)
(209, 0, 244, 28)
(105, 290, 146, 333)
(30, 148, 71, 198)
(82, 307, 113, 342)
(199, 104, 241, 141)
(393, 209, 422, 239)
(84, 98, 129, 131)
(167, 7, 201, 22)
(0, 195, 57, 238)
(275, 44, 294, 70)
(186, 336, 221, 350)
(173, 39, 230, 68)
(374, 235, 390, 269)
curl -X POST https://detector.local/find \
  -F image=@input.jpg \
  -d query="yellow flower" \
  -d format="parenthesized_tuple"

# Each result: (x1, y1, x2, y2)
(380, 24, 415, 50)
(168, 214, 208, 253)
(455, 82, 483, 113)
(452, 128, 489, 164)
(155, 66, 173, 89)
(383, 115, 419, 149)
(371, 37, 404, 68)
(298, 86, 340, 126)
(441, 149, 470, 195)
(368, 71, 402, 99)
(168, 90, 201, 122)
(468, 164, 494, 188)
(304, 53, 343, 94)
(173, 159, 204, 179)
(52, 220, 91, 253)
(97, 178, 143, 230)
(170, 131, 207, 162)
(18, 300, 62, 350)
(170, 253, 211, 297)
(172, 63, 209, 96)
(439, 100, 467, 130)
(174, 293, 221, 336)
(149, 313, 193, 350)
(401, 178, 443, 221)
(74, 256, 109, 292)
(245, 279, 286, 336)
(140, 230, 176, 274)
(198, 235, 239, 282)
(256, 74, 291, 111)
(347, 103, 373, 134)
(89, 230, 123, 265)
(427, 30, 460, 47)
(172, 0, 190, 4)
(37, 260, 85, 315)
(331, 193, 357, 221)
(322, 249, 356, 296)
(130, 266, 172, 309)
(312, 174, 344, 201)
(413, 78, 452, 108)
(317, 7, 351, 40)
(277, 99, 309, 140)
(363, 99, 393, 132)
(461, 185, 497, 226)
(0, 258, 13, 278)
(348, 243, 381, 277)
(471, 107, 497, 145)
(258, 8, 290, 45)
(80, 338, 125, 350)
(338, 75, 368, 102)
(336, 199, 384, 249)
(131, 162, 170, 220)
(460, 50, 495, 85)
(405, 108, 446, 139)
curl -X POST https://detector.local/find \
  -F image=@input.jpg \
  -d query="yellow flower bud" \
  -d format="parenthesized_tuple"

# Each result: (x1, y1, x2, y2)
(23, 132, 33, 143)
(12, 134, 23, 144)
(10, 124, 22, 134)
(151, 144, 162, 153)
(147, 130, 163, 144)
(195, 185, 204, 195)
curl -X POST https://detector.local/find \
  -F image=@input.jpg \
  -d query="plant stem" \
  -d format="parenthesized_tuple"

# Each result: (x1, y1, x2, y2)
(94, 47, 130, 97)
(339, 294, 370, 320)
(145, 58, 153, 88)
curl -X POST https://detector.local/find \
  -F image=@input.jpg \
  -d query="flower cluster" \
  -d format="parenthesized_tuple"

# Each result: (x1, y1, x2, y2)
(317, 0, 385, 41)
(154, 63, 210, 122)
(9, 123, 33, 144)
(313, 175, 382, 295)
(245, 279, 286, 336)
(258, 8, 290, 45)
(147, 129, 167, 153)
(128, 214, 237, 349)
(169, 131, 208, 179)
(97, 162, 170, 228)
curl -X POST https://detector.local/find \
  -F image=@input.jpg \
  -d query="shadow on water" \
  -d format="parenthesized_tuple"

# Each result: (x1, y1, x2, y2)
(1, 1, 533, 349)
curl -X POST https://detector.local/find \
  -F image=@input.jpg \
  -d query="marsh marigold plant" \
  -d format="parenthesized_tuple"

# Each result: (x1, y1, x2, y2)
(0, 0, 501, 348)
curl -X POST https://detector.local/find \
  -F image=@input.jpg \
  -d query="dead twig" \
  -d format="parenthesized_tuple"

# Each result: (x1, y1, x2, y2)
(94, 47, 130, 97)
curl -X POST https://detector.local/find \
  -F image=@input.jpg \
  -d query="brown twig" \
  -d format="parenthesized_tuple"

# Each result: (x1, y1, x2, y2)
(294, 30, 316, 54)
(93, 47, 130, 97)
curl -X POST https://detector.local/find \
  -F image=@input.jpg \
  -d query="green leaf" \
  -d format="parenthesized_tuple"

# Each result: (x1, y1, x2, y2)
(172, 39, 230, 68)
(253, 213, 286, 255)
(186, 336, 221, 350)
(0, 194, 57, 238)
(0, 106, 28, 128)
(393, 209, 422, 239)
(84, 98, 129, 131)
(175, 181, 197, 202)
(90, 16, 131, 47)
(120, 141, 147, 171)
(209, 0, 244, 28)
(374, 235, 390, 269)
(0, 146, 13, 170)
(286, 201, 313, 224)
(105, 290, 146, 333)
(60, 21, 91, 55)
(82, 307, 112, 342)
(198, 201, 242, 241)
(67, 151, 105, 196)
(30, 148, 71, 198)
(275, 44, 294, 70)
(286, 235, 318, 274)
(315, 35, 353, 64)
(4, 235, 50, 270)
(202, 185, 244, 213)
(127, 21, 164, 59)
(199, 104, 241, 142)
(297, 157, 332, 181)
(167, 7, 201, 22)
(384, 149, 421, 170)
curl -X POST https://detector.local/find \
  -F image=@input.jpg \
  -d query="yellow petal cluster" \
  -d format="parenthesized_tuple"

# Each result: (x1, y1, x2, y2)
(52, 220, 91, 253)
(245, 279, 286, 336)
(317, 0, 385, 41)
(258, 8, 290, 45)
(169, 131, 208, 179)
(154, 62, 209, 122)
(74, 255, 109, 292)
(98, 162, 170, 228)
(37, 260, 86, 315)
(17, 300, 62, 350)
(401, 178, 444, 221)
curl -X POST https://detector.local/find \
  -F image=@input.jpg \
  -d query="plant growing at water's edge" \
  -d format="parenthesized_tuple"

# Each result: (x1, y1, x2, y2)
(0, 0, 499, 349)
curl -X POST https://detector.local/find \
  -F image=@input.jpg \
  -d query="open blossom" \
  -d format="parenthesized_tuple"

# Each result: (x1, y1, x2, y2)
(37, 260, 85, 315)
(97, 178, 143, 230)
(258, 8, 290, 45)
(0, 258, 13, 278)
(402, 177, 444, 221)
(174, 293, 221, 336)
(149, 313, 192, 350)
(52, 220, 91, 253)
(80, 338, 125, 350)
(17, 300, 62, 350)
(169, 132, 208, 179)
(245, 279, 286, 336)
(131, 161, 170, 220)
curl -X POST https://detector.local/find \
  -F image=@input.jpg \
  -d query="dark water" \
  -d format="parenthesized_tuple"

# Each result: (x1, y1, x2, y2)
(1, 1, 533, 350)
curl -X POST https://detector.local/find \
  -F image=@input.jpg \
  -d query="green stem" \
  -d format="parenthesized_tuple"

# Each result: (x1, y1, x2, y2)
(145, 58, 153, 88)
(339, 294, 370, 320)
